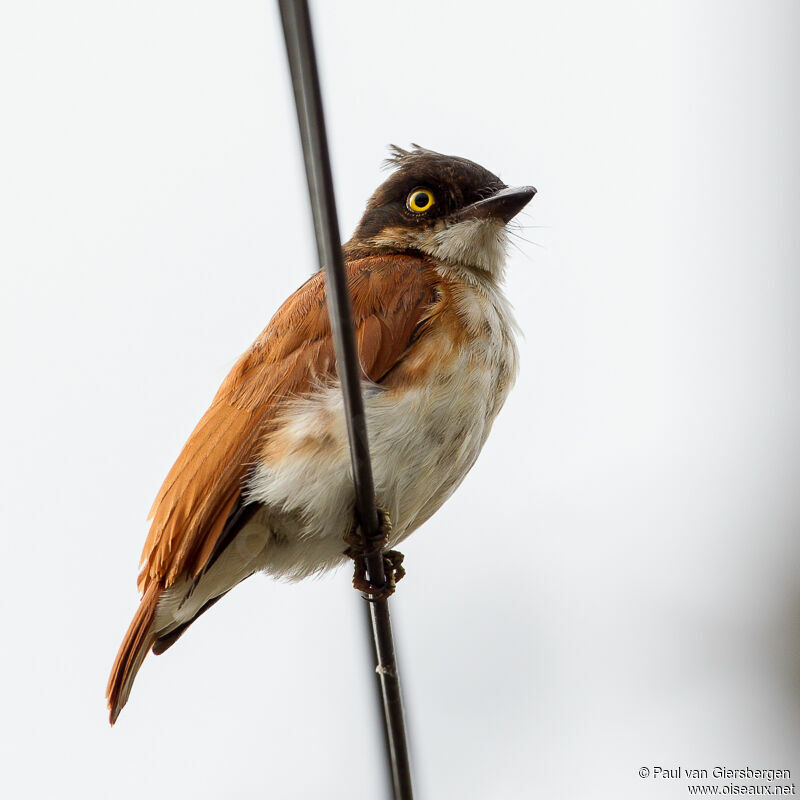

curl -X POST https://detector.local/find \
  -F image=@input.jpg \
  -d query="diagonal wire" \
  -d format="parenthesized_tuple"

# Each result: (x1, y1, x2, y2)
(276, 1, 414, 797)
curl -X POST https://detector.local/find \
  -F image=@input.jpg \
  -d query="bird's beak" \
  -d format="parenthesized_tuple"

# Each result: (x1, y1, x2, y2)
(450, 185, 537, 225)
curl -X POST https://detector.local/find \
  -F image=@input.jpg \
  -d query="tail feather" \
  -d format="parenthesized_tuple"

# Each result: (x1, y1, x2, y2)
(151, 589, 230, 655)
(106, 581, 161, 725)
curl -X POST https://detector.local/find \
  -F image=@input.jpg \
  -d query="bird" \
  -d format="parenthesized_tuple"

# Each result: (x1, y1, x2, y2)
(106, 145, 536, 724)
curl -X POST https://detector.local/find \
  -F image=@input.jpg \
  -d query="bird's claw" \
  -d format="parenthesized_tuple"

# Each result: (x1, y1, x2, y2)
(343, 506, 392, 556)
(344, 507, 405, 601)
(351, 550, 405, 602)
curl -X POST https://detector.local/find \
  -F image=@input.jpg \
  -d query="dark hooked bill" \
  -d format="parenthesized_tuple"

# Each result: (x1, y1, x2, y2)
(450, 185, 537, 225)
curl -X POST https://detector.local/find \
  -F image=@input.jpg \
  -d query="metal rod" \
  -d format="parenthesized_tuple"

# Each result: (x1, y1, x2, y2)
(276, 1, 414, 797)
(361, 598, 396, 792)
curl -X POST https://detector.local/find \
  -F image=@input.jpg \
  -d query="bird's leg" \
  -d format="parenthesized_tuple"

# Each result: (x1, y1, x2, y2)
(344, 507, 405, 601)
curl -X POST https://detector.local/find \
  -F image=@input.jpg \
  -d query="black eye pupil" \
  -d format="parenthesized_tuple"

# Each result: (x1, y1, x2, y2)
(413, 192, 428, 207)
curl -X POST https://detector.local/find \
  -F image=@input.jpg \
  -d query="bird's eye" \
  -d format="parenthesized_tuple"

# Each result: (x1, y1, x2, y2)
(406, 188, 435, 213)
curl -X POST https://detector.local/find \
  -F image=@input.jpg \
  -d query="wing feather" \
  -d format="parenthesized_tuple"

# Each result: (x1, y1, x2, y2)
(137, 255, 438, 592)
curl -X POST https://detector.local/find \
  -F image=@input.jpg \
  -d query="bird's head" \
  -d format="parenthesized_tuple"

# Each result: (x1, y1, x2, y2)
(346, 145, 535, 279)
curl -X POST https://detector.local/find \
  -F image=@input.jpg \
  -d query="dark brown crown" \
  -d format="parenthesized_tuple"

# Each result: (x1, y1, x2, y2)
(351, 145, 506, 242)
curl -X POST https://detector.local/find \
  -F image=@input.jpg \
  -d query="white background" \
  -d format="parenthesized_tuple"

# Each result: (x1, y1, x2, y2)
(1, 1, 799, 797)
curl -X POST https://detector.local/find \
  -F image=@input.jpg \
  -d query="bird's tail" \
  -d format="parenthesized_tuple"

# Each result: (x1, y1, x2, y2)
(106, 581, 161, 725)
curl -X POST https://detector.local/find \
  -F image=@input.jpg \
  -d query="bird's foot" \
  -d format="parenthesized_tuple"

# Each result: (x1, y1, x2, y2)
(344, 507, 405, 601)
(343, 506, 393, 558)
(351, 549, 405, 601)
(353, 550, 406, 603)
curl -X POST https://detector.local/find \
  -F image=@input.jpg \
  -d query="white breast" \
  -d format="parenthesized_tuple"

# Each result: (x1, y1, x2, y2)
(244, 282, 519, 580)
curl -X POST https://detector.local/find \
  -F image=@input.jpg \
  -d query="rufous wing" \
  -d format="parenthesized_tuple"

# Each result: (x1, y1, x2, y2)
(107, 255, 439, 723)
(138, 254, 439, 592)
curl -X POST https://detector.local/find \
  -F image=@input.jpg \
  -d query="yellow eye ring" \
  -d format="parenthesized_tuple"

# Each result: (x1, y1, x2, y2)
(406, 187, 435, 213)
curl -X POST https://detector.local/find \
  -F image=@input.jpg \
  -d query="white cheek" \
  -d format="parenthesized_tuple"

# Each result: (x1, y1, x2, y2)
(417, 218, 508, 274)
